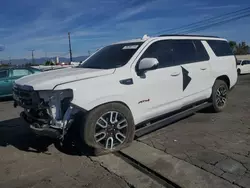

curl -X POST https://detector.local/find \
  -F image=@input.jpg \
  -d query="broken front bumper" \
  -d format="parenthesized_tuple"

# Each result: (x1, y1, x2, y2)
(13, 84, 76, 139)
(20, 111, 62, 138)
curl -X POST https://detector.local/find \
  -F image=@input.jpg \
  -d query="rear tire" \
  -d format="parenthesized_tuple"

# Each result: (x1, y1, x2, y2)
(80, 103, 135, 156)
(210, 80, 229, 113)
(237, 69, 241, 75)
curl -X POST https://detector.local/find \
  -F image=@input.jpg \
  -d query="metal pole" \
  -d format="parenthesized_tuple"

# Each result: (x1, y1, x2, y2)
(68, 32, 73, 63)
(32, 50, 34, 64)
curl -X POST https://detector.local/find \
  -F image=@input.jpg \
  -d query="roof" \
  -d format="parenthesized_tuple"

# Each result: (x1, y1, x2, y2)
(113, 38, 147, 44)
(158, 34, 220, 38)
(110, 34, 226, 46)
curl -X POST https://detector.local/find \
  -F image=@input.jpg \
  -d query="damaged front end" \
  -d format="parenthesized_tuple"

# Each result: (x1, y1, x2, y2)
(13, 84, 79, 139)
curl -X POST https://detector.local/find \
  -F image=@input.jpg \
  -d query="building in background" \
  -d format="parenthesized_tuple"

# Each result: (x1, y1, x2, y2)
(56, 56, 59, 64)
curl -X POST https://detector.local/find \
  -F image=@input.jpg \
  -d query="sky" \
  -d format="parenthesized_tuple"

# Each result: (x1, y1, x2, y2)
(0, 0, 250, 60)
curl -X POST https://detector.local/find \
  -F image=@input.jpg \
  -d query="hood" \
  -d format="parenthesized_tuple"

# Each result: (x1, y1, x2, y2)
(15, 67, 115, 90)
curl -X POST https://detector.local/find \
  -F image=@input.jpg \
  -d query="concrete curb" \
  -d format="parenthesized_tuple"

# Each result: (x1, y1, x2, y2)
(121, 141, 239, 188)
(91, 154, 165, 188)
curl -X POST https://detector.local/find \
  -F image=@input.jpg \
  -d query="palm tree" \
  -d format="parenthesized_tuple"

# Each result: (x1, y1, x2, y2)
(229, 41, 237, 52)
(229, 41, 249, 55)
(235, 42, 249, 55)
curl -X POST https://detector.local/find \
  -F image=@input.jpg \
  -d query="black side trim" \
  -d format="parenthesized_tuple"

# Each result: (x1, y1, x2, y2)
(135, 101, 211, 137)
(119, 78, 133, 85)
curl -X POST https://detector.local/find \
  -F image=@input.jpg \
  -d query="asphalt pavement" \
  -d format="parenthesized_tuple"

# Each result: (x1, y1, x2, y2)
(139, 74, 250, 188)
(1, 75, 250, 188)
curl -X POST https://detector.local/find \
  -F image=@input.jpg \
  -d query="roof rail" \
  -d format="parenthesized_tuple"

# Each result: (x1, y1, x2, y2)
(158, 34, 220, 38)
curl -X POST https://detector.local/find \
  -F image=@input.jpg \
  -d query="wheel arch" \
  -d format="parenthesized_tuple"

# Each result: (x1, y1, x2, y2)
(215, 75, 230, 89)
(72, 97, 136, 122)
(90, 100, 132, 113)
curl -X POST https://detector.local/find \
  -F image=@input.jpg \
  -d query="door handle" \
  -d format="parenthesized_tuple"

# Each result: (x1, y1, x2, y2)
(171, 72, 180, 76)
(200, 68, 207, 70)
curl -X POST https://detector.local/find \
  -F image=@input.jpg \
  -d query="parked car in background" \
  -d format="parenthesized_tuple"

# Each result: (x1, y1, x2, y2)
(237, 60, 250, 75)
(0, 67, 41, 98)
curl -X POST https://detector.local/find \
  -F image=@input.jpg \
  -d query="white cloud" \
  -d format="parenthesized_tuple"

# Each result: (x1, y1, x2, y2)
(114, 5, 147, 21)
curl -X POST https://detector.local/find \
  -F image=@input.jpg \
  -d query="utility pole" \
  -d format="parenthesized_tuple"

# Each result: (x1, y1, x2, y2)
(68, 32, 73, 63)
(29, 50, 35, 64)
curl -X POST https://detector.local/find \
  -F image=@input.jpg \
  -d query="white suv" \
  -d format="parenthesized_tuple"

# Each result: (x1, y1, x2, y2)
(13, 35, 238, 155)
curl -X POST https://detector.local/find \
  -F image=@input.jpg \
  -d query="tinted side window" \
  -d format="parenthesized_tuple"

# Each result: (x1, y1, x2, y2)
(207, 40, 233, 57)
(172, 40, 196, 65)
(193, 40, 210, 61)
(0, 70, 8, 79)
(242, 60, 250, 65)
(140, 40, 174, 68)
(237, 60, 242, 65)
(13, 69, 30, 77)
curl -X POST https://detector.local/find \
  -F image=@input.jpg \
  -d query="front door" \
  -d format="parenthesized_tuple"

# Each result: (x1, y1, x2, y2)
(130, 39, 183, 123)
(0, 69, 12, 97)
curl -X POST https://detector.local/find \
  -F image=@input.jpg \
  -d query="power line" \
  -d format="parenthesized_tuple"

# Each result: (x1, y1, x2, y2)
(77, 6, 250, 53)
(151, 6, 250, 35)
(184, 12, 250, 34)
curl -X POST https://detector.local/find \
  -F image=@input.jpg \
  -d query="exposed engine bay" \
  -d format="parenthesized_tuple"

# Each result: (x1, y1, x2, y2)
(13, 84, 79, 139)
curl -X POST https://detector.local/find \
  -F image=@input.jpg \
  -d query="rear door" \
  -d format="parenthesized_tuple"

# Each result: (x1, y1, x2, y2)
(0, 69, 12, 96)
(171, 40, 212, 106)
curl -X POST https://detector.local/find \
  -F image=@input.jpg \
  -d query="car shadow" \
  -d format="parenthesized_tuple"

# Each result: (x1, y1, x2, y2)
(0, 117, 95, 156)
(0, 96, 13, 102)
(0, 109, 211, 157)
(0, 118, 54, 154)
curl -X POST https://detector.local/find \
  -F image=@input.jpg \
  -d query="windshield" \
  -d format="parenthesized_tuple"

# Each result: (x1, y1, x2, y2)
(79, 42, 143, 69)
(237, 60, 242, 65)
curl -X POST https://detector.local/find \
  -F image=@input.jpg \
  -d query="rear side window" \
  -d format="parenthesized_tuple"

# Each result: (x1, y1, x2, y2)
(0, 70, 8, 79)
(13, 69, 30, 77)
(171, 40, 197, 65)
(207, 40, 233, 57)
(242, 60, 250, 65)
(193, 40, 210, 61)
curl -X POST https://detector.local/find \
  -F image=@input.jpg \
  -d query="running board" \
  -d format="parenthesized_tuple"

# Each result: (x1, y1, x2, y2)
(135, 102, 211, 138)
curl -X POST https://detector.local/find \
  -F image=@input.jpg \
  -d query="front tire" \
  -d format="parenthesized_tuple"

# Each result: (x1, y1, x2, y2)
(210, 80, 229, 113)
(81, 103, 135, 156)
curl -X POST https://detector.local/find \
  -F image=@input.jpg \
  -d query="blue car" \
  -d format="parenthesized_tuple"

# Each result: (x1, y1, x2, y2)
(0, 67, 41, 97)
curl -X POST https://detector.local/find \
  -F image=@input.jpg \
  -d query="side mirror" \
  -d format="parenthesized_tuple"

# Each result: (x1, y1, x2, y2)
(137, 58, 159, 73)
